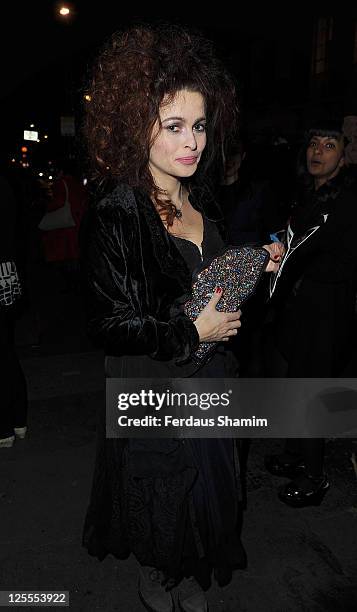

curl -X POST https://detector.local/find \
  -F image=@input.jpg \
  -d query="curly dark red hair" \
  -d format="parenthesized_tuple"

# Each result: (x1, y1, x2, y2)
(83, 23, 239, 224)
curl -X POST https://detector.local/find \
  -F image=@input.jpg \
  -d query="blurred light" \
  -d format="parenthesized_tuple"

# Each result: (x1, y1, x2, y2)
(59, 6, 70, 16)
(44, 134, 48, 139)
(21, 146, 28, 153)
(84, 94, 91, 102)
(37, 138, 40, 143)
(11, 158, 16, 163)
(22, 153, 27, 158)
(49, 175, 53, 180)
(38, 172, 44, 177)
(24, 130, 38, 141)
(30, 124, 35, 128)
(83, 178, 88, 186)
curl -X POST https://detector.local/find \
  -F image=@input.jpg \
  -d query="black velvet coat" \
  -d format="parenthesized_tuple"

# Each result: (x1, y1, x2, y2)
(81, 182, 247, 583)
(81, 181, 228, 373)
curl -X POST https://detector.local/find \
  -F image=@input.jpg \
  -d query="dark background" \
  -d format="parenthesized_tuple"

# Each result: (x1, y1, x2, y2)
(2, 6, 357, 171)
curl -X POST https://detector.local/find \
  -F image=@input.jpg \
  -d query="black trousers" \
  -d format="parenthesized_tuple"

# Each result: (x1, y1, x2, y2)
(0, 309, 28, 438)
(264, 329, 324, 478)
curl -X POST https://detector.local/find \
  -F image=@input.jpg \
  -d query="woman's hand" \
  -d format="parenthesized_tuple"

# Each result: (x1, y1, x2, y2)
(263, 242, 285, 273)
(193, 287, 242, 343)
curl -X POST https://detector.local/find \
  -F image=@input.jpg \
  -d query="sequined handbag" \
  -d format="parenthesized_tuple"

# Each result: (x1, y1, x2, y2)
(184, 246, 269, 364)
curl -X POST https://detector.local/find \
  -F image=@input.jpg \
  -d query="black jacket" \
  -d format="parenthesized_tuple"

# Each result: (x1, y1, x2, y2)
(269, 170, 357, 376)
(81, 182, 226, 367)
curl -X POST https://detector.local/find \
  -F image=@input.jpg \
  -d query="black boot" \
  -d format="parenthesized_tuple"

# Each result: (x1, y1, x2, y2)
(278, 473, 330, 508)
(138, 566, 174, 612)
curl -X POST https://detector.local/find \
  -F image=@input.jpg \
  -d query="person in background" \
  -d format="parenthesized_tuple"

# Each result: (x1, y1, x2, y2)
(343, 115, 357, 167)
(343, 115, 357, 187)
(218, 137, 284, 377)
(219, 136, 282, 246)
(264, 119, 357, 507)
(40, 156, 88, 292)
(0, 173, 28, 447)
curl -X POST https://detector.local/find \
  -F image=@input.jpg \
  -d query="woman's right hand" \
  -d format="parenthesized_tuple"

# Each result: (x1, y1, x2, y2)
(193, 287, 242, 342)
(263, 242, 285, 273)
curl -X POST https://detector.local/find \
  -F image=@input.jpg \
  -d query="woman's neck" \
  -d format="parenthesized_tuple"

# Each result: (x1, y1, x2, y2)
(153, 177, 184, 206)
(166, 182, 182, 203)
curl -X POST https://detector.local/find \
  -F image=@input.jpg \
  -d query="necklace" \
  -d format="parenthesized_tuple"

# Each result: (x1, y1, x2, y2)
(174, 185, 184, 219)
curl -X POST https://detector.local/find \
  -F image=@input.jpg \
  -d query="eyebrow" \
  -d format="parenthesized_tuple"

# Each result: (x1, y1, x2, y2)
(311, 136, 338, 141)
(161, 116, 206, 123)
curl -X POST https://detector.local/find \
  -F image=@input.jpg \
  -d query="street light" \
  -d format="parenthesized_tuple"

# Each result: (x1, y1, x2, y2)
(55, 3, 76, 23)
(59, 6, 70, 16)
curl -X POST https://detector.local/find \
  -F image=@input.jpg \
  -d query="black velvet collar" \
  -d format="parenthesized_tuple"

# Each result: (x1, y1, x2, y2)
(189, 182, 225, 222)
(97, 181, 225, 294)
(134, 187, 192, 293)
(137, 183, 226, 293)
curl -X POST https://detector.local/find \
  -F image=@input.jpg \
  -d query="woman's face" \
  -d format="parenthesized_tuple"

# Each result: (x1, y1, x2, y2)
(149, 89, 207, 188)
(306, 135, 345, 187)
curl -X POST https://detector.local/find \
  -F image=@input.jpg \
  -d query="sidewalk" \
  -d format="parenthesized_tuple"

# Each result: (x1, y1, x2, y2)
(1, 260, 357, 610)
(1, 347, 357, 611)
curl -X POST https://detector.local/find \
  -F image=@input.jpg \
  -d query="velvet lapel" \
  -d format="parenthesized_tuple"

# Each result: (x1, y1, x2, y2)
(189, 182, 227, 241)
(133, 188, 192, 293)
(189, 182, 224, 222)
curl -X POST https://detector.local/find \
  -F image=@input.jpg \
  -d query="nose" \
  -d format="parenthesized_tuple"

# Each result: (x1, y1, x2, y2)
(184, 130, 198, 151)
(314, 143, 323, 156)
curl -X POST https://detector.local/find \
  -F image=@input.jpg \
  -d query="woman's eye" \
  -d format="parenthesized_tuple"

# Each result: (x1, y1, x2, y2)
(325, 142, 335, 149)
(166, 124, 180, 132)
(309, 141, 318, 148)
(194, 123, 206, 132)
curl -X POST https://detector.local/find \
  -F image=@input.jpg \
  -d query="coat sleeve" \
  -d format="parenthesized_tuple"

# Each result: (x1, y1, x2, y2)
(81, 204, 199, 363)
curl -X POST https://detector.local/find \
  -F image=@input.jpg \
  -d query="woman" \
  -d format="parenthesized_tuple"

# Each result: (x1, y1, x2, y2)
(264, 119, 357, 508)
(40, 157, 88, 293)
(81, 24, 280, 611)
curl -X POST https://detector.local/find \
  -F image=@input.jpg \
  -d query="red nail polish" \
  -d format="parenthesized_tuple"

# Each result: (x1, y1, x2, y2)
(216, 287, 222, 294)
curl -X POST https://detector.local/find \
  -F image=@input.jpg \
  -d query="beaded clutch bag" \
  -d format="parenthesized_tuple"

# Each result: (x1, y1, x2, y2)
(184, 246, 269, 364)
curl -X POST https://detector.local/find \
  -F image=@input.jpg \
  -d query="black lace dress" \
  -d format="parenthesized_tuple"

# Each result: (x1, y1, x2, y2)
(83, 215, 246, 590)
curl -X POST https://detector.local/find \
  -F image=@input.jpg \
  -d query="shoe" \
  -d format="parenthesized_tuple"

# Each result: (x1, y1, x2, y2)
(178, 576, 208, 611)
(0, 435, 15, 448)
(14, 426, 27, 439)
(264, 453, 306, 478)
(138, 566, 174, 612)
(278, 473, 330, 508)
